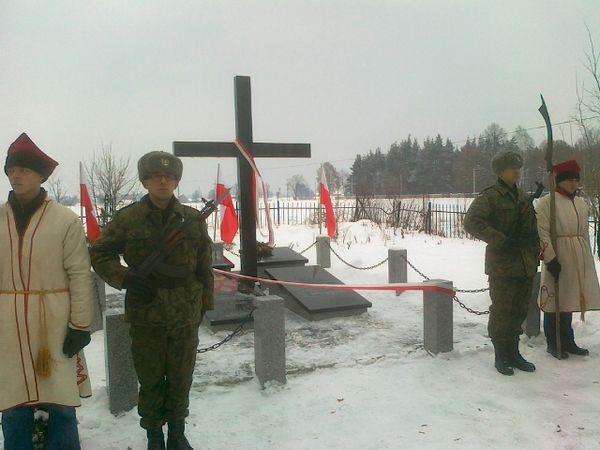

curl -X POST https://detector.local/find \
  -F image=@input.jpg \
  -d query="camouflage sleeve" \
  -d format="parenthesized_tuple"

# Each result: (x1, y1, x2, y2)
(196, 219, 214, 311)
(89, 213, 129, 290)
(464, 193, 506, 249)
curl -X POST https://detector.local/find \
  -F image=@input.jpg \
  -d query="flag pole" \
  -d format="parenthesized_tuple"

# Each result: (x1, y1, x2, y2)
(79, 162, 85, 229)
(318, 164, 323, 235)
(214, 163, 220, 242)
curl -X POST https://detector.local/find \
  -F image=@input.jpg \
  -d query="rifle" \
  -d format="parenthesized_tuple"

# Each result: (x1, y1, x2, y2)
(132, 188, 231, 279)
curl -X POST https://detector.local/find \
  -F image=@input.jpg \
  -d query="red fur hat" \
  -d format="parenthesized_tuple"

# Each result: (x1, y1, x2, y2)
(552, 159, 581, 184)
(4, 133, 58, 182)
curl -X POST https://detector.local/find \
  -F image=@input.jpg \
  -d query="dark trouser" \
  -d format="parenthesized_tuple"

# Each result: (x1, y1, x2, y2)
(544, 312, 574, 348)
(488, 276, 533, 342)
(129, 323, 200, 430)
(1, 405, 80, 450)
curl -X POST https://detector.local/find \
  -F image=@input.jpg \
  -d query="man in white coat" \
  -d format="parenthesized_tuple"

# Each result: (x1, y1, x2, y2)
(0, 133, 94, 449)
(536, 159, 600, 359)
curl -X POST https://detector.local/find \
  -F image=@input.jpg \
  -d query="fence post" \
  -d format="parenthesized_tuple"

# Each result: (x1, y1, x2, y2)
(423, 279, 453, 354)
(388, 248, 407, 296)
(427, 202, 432, 234)
(316, 236, 331, 268)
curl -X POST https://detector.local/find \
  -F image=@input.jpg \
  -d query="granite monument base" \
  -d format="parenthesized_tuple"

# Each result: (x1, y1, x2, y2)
(264, 265, 372, 321)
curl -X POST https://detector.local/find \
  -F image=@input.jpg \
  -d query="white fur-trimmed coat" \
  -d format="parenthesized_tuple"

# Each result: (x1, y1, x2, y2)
(0, 199, 93, 411)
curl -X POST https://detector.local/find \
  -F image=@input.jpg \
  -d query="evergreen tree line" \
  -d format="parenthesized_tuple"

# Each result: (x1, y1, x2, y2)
(347, 123, 600, 196)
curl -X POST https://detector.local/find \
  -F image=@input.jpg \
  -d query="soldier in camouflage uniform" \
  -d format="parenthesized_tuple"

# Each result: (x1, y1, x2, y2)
(464, 151, 540, 376)
(90, 151, 213, 450)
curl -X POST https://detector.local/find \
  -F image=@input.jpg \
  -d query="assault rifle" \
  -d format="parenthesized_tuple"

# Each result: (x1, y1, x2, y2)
(133, 188, 231, 279)
(529, 181, 545, 203)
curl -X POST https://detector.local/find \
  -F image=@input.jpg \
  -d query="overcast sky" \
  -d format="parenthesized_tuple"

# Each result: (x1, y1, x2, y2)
(1, 1, 599, 197)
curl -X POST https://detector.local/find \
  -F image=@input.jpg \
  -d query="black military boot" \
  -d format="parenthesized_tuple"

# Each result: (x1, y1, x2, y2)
(562, 313, 589, 356)
(167, 421, 193, 450)
(510, 337, 535, 372)
(492, 341, 514, 376)
(147, 427, 165, 450)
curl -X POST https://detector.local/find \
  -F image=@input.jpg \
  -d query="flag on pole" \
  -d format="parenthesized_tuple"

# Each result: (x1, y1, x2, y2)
(319, 166, 336, 238)
(216, 182, 239, 244)
(79, 162, 102, 243)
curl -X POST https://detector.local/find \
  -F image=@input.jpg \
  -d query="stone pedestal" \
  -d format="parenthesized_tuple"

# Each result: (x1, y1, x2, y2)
(423, 280, 454, 354)
(204, 292, 255, 331)
(90, 272, 107, 333)
(253, 295, 286, 387)
(315, 236, 331, 268)
(523, 272, 542, 337)
(104, 312, 138, 415)
(388, 248, 407, 296)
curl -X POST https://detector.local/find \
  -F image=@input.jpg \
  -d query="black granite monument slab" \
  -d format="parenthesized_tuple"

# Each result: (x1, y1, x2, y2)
(265, 265, 372, 321)
(204, 247, 309, 330)
(256, 247, 308, 277)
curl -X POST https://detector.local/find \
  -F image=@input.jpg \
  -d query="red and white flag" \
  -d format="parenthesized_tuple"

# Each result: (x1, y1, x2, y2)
(79, 162, 102, 243)
(216, 182, 239, 244)
(319, 166, 336, 238)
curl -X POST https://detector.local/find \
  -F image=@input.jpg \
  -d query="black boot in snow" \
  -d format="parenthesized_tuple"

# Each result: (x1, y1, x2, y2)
(493, 341, 514, 376)
(147, 427, 165, 450)
(510, 337, 536, 372)
(167, 421, 193, 450)
(564, 341, 589, 356)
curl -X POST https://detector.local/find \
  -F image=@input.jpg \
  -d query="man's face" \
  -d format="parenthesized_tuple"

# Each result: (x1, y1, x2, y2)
(499, 166, 521, 186)
(7, 166, 43, 197)
(142, 171, 179, 202)
(558, 178, 579, 195)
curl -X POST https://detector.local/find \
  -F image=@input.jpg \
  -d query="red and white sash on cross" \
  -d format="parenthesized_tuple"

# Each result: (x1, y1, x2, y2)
(233, 139, 275, 246)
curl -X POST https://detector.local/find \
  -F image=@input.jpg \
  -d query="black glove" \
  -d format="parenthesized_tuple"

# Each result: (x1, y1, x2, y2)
(502, 237, 520, 250)
(546, 258, 561, 280)
(123, 269, 156, 300)
(62, 328, 91, 358)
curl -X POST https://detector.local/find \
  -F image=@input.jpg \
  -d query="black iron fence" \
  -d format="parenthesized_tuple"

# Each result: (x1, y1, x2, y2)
(224, 199, 597, 246)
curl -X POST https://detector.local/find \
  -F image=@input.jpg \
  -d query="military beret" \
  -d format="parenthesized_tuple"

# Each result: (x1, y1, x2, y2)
(491, 150, 523, 175)
(138, 151, 183, 181)
(4, 132, 59, 182)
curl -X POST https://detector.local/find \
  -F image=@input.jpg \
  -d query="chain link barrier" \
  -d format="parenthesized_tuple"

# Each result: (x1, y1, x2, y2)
(197, 308, 255, 353)
(223, 240, 488, 315)
(398, 252, 490, 315)
(326, 241, 389, 270)
(224, 247, 240, 257)
(298, 241, 317, 255)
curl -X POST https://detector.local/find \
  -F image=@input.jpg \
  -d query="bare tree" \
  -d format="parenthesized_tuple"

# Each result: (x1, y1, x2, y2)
(574, 24, 600, 145)
(316, 162, 342, 194)
(85, 143, 140, 225)
(286, 174, 309, 200)
(47, 174, 68, 204)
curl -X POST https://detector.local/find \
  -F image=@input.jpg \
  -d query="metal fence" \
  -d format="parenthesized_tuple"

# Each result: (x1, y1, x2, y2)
(227, 199, 598, 246)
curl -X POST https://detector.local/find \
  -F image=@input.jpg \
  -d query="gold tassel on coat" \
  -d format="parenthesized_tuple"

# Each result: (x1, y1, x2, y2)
(35, 293, 52, 378)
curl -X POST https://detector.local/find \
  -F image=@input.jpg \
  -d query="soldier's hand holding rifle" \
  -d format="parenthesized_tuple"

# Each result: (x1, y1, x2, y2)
(123, 268, 157, 300)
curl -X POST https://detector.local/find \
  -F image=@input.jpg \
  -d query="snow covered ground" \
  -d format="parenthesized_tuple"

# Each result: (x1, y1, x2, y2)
(7, 221, 600, 449)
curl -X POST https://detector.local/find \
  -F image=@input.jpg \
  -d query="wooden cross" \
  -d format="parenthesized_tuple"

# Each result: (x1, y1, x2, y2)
(173, 75, 311, 281)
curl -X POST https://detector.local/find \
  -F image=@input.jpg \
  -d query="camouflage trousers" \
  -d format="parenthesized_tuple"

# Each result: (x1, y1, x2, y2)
(488, 276, 534, 342)
(129, 322, 201, 430)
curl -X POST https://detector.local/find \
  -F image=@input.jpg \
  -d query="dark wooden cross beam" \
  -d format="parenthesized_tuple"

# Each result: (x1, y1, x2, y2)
(173, 75, 311, 282)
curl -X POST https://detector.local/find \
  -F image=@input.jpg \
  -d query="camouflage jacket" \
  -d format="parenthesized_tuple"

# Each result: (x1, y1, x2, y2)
(90, 195, 214, 326)
(464, 179, 540, 277)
